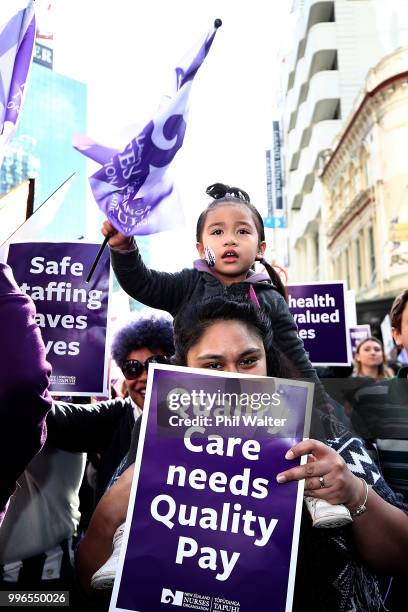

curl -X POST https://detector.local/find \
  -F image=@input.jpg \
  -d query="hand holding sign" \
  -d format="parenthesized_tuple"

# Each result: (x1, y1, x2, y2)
(276, 439, 362, 508)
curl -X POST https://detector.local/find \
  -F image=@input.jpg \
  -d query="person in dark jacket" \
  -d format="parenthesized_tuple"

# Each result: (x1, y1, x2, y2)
(0, 263, 52, 526)
(102, 183, 318, 384)
(45, 315, 174, 505)
(79, 297, 408, 611)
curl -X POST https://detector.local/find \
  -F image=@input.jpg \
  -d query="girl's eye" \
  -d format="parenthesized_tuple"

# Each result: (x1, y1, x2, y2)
(238, 228, 250, 234)
(211, 229, 223, 235)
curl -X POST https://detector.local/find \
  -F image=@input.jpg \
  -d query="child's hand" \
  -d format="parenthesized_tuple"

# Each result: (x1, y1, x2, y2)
(101, 219, 133, 251)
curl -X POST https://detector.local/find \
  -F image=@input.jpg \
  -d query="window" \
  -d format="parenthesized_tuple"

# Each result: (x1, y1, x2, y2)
(368, 226, 376, 283)
(355, 238, 362, 287)
(344, 181, 350, 206)
(344, 249, 351, 290)
(363, 156, 370, 189)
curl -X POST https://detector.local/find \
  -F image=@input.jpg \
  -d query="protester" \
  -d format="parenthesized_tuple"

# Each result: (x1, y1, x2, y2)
(346, 291, 408, 502)
(0, 263, 52, 526)
(353, 336, 392, 380)
(78, 297, 408, 611)
(103, 182, 318, 382)
(45, 315, 174, 505)
(344, 290, 408, 610)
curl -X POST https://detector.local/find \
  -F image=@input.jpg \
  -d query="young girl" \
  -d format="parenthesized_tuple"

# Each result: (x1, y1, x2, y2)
(103, 182, 316, 382)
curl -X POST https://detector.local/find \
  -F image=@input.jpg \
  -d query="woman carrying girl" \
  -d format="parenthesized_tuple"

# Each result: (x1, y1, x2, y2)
(78, 297, 408, 611)
(103, 182, 352, 529)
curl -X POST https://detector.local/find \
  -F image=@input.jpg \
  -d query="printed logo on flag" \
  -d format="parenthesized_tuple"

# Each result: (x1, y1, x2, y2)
(161, 589, 183, 606)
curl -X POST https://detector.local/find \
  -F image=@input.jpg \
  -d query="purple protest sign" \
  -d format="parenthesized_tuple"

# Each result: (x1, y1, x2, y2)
(287, 282, 351, 366)
(73, 21, 221, 236)
(110, 365, 313, 612)
(349, 324, 371, 358)
(7, 242, 110, 395)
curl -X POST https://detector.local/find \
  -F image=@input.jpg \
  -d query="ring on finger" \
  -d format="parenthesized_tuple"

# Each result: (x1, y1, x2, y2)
(319, 475, 326, 488)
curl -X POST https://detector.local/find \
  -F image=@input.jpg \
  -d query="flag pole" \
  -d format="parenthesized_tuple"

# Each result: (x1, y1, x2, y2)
(85, 235, 109, 283)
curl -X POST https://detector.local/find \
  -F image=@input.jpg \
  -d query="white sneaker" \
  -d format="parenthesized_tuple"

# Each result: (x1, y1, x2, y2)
(304, 496, 352, 528)
(91, 523, 125, 590)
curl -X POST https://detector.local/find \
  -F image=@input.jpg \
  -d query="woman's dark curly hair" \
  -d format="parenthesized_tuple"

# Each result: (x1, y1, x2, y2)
(196, 183, 287, 301)
(111, 316, 174, 368)
(173, 296, 298, 379)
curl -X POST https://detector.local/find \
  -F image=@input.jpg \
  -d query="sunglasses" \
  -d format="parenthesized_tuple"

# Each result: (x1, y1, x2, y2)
(121, 355, 170, 379)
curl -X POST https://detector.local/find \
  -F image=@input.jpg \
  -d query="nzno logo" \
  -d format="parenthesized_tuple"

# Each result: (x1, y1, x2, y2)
(161, 588, 183, 606)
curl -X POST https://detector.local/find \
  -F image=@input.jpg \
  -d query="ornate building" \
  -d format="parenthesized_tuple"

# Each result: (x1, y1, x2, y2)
(321, 47, 408, 329)
(279, 0, 408, 283)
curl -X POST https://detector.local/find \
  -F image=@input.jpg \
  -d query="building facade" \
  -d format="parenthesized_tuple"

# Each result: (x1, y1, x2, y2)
(280, 0, 408, 282)
(321, 47, 408, 330)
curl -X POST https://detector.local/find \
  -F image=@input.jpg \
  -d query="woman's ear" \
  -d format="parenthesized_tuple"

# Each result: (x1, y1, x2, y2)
(196, 242, 205, 259)
(392, 326, 402, 347)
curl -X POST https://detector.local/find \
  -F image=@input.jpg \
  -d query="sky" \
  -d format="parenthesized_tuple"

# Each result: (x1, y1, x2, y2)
(52, 0, 292, 268)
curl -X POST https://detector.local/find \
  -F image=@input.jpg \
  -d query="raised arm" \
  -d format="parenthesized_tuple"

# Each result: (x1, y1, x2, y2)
(102, 219, 195, 315)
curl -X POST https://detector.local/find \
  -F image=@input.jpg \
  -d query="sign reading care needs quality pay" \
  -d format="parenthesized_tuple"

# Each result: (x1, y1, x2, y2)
(110, 365, 313, 612)
(287, 281, 351, 366)
(7, 242, 111, 395)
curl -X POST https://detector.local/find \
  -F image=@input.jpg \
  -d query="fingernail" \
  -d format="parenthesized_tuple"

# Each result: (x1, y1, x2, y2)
(285, 450, 294, 460)
(276, 474, 286, 483)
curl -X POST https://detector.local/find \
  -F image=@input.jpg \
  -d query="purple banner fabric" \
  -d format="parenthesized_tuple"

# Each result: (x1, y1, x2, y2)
(349, 324, 371, 358)
(287, 282, 351, 366)
(7, 242, 110, 395)
(73, 21, 221, 236)
(0, 2, 35, 147)
(110, 366, 313, 612)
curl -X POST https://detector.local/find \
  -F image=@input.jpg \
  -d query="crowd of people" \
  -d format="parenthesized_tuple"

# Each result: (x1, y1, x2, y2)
(1, 185, 407, 611)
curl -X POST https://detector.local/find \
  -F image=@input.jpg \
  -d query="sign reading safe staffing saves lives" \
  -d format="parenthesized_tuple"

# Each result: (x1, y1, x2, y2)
(109, 365, 313, 612)
(7, 241, 111, 395)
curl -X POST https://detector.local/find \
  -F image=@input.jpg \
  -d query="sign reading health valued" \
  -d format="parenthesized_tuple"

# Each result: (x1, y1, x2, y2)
(7, 242, 110, 395)
(287, 281, 351, 366)
(109, 365, 313, 612)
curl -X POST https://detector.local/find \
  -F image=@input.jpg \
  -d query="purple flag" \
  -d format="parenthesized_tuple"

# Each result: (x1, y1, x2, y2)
(0, 1, 36, 159)
(74, 20, 222, 236)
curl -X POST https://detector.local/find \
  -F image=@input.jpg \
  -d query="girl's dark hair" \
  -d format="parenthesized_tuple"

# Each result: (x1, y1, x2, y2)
(196, 182, 287, 302)
(173, 296, 298, 379)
